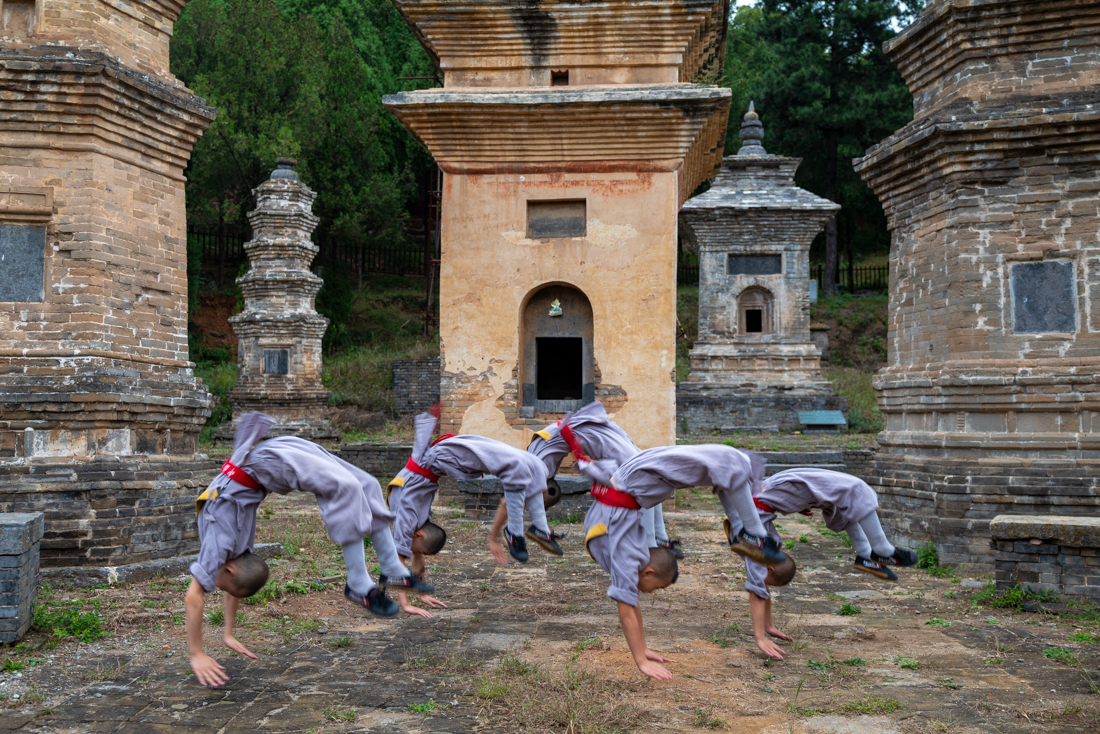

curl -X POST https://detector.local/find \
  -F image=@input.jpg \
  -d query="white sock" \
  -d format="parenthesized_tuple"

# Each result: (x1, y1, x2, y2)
(856, 511, 896, 559)
(654, 503, 669, 544)
(641, 507, 657, 548)
(371, 527, 411, 579)
(505, 491, 525, 536)
(341, 540, 376, 595)
(525, 493, 550, 535)
(846, 522, 873, 559)
(721, 480, 767, 538)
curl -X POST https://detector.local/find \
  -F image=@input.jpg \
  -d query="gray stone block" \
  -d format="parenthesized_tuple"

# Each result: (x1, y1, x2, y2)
(0, 514, 44, 556)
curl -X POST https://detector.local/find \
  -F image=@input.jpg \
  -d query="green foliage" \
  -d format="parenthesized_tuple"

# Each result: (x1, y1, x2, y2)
(33, 605, 107, 643)
(195, 360, 237, 442)
(973, 582, 1060, 611)
(895, 656, 919, 670)
(819, 528, 853, 547)
(1, 659, 24, 672)
(207, 608, 225, 626)
(408, 702, 436, 714)
(836, 603, 861, 616)
(839, 696, 904, 715)
(1070, 632, 1100, 644)
(924, 617, 952, 629)
(693, 709, 727, 729)
(1044, 647, 1079, 666)
(807, 660, 830, 671)
(813, 294, 890, 370)
(708, 624, 742, 649)
(916, 542, 939, 570)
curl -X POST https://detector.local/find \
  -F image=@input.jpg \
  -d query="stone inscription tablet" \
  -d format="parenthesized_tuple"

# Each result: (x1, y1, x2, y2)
(527, 200, 586, 239)
(0, 224, 45, 302)
(728, 254, 782, 276)
(263, 349, 290, 375)
(1012, 261, 1076, 333)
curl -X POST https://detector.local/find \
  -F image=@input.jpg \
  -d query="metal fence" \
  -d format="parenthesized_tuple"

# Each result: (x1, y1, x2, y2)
(676, 260, 888, 291)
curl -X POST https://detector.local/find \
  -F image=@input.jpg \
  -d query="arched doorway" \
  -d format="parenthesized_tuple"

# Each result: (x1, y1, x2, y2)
(521, 284, 594, 414)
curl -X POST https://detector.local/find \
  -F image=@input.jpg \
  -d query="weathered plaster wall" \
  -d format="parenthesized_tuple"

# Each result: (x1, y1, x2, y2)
(437, 169, 679, 450)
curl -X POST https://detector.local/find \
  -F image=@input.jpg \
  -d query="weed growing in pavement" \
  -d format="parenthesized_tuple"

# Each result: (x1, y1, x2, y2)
(838, 696, 904, 714)
(1044, 648, 1080, 666)
(207, 609, 224, 626)
(785, 541, 795, 550)
(693, 709, 726, 728)
(836, 603, 861, 616)
(708, 624, 742, 648)
(1, 660, 22, 673)
(936, 678, 962, 690)
(573, 635, 602, 652)
(550, 513, 584, 526)
(799, 536, 808, 543)
(329, 637, 353, 648)
(474, 651, 644, 733)
(984, 657, 1003, 665)
(408, 702, 436, 714)
(322, 707, 357, 722)
(895, 656, 920, 670)
(843, 657, 865, 666)
(406, 648, 479, 673)
(819, 528, 852, 548)
(973, 582, 1060, 611)
(807, 660, 831, 671)
(925, 617, 952, 628)
(33, 605, 106, 643)
(1071, 632, 1100, 643)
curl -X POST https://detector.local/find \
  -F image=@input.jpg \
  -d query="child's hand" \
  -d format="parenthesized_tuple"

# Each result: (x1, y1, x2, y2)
(419, 594, 448, 609)
(765, 625, 792, 643)
(223, 635, 258, 660)
(755, 636, 786, 660)
(636, 660, 673, 681)
(644, 649, 672, 664)
(488, 537, 510, 565)
(190, 652, 229, 687)
(400, 599, 433, 618)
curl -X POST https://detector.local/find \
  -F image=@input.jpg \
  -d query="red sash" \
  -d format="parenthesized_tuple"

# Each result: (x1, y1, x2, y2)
(406, 458, 441, 483)
(753, 496, 776, 514)
(431, 433, 455, 446)
(559, 423, 590, 462)
(591, 483, 641, 510)
(221, 460, 263, 490)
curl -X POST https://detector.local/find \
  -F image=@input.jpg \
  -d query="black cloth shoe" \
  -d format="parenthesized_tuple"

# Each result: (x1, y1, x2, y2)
(525, 525, 564, 556)
(657, 538, 685, 560)
(344, 585, 399, 616)
(731, 529, 788, 568)
(853, 556, 899, 581)
(503, 527, 529, 562)
(379, 572, 435, 595)
(871, 548, 918, 567)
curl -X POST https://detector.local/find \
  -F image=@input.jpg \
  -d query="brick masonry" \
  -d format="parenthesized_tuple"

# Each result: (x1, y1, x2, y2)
(991, 516, 1100, 603)
(0, 513, 43, 643)
(392, 358, 440, 416)
(854, 1, 1100, 570)
(0, 1, 220, 573)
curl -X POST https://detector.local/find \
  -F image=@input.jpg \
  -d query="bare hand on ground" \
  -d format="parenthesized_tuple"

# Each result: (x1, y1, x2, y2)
(756, 637, 786, 660)
(637, 660, 673, 681)
(766, 625, 792, 642)
(223, 635, 258, 660)
(400, 600, 433, 618)
(191, 653, 229, 687)
(419, 594, 448, 609)
(488, 538, 509, 565)
(645, 649, 672, 664)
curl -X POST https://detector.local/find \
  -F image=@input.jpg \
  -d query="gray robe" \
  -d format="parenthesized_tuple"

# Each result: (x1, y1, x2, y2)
(191, 413, 393, 592)
(527, 400, 640, 477)
(390, 412, 549, 558)
(607, 444, 760, 509)
(724, 482, 782, 600)
(761, 467, 879, 532)
(584, 501, 650, 608)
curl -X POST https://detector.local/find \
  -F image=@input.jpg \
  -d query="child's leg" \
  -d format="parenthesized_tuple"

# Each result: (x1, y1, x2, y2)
(525, 492, 550, 535)
(855, 511, 896, 558)
(845, 522, 873, 559)
(640, 506, 657, 548)
(653, 503, 669, 544)
(341, 540, 376, 595)
(718, 480, 768, 537)
(504, 490, 525, 536)
(371, 526, 413, 579)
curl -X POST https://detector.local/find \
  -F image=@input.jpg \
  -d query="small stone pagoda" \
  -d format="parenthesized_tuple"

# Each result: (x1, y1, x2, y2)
(854, 0, 1100, 567)
(677, 105, 846, 432)
(218, 160, 336, 441)
(383, 0, 731, 450)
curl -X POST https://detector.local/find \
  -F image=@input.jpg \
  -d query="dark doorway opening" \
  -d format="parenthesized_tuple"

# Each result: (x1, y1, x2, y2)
(745, 309, 763, 333)
(536, 337, 583, 400)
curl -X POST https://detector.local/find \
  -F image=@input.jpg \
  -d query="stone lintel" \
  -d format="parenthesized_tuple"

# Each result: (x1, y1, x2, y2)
(991, 515, 1100, 549)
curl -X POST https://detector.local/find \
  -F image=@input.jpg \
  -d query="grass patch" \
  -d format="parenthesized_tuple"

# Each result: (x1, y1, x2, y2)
(838, 696, 904, 715)
(936, 678, 962, 690)
(33, 605, 107, 643)
(408, 702, 436, 714)
(708, 624, 741, 649)
(693, 709, 726, 728)
(329, 636, 353, 648)
(322, 707, 358, 722)
(895, 656, 920, 670)
(836, 603, 861, 616)
(819, 528, 853, 547)
(1071, 632, 1100, 644)
(973, 582, 1060, 611)
(1044, 647, 1080, 666)
(925, 617, 952, 628)
(475, 652, 645, 733)
(823, 368, 882, 433)
(406, 648, 480, 673)
(207, 608, 224, 626)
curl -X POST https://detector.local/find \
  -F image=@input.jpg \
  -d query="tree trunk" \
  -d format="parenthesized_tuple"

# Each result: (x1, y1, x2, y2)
(823, 41, 841, 297)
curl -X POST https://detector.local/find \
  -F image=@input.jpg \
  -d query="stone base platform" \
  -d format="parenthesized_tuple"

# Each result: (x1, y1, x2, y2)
(458, 476, 591, 521)
(0, 454, 219, 571)
(676, 388, 848, 433)
(42, 541, 283, 588)
(991, 515, 1100, 604)
(872, 453, 1100, 572)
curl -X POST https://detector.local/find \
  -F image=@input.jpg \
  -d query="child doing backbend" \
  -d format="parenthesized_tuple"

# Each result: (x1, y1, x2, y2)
(186, 413, 432, 687)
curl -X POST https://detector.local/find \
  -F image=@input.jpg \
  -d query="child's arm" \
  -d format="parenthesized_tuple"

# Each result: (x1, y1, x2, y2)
(749, 592, 789, 660)
(185, 578, 228, 687)
(397, 588, 433, 618)
(221, 593, 257, 660)
(617, 601, 673, 680)
(487, 499, 509, 565)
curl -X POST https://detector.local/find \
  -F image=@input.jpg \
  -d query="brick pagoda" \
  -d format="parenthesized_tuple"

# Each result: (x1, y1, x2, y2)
(384, 0, 731, 449)
(678, 105, 845, 433)
(219, 159, 336, 442)
(0, 0, 216, 571)
(855, 0, 1100, 567)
